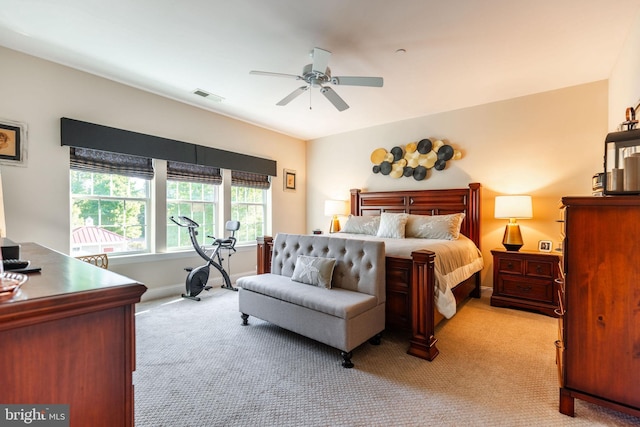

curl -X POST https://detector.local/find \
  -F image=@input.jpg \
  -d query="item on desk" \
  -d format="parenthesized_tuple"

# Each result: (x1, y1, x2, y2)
(0, 271, 28, 302)
(3, 259, 30, 270)
(0, 237, 20, 260)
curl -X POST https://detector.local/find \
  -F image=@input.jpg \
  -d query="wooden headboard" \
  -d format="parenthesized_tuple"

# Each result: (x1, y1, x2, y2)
(349, 183, 481, 249)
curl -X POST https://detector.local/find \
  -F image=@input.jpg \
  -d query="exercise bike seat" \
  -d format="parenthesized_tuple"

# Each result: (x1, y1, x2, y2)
(215, 237, 235, 246)
(210, 221, 240, 249)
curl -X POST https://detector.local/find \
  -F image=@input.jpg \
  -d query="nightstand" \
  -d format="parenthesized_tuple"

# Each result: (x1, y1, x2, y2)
(490, 248, 561, 317)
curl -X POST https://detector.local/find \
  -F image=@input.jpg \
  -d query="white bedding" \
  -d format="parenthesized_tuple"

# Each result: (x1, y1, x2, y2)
(331, 232, 484, 318)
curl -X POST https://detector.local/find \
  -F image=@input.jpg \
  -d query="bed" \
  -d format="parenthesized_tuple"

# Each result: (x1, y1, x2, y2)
(256, 183, 482, 361)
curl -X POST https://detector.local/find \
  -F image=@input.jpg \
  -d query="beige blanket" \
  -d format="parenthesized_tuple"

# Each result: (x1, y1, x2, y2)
(330, 233, 484, 318)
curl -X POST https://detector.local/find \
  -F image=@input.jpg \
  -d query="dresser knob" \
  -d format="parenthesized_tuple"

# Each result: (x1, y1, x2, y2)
(507, 262, 513, 269)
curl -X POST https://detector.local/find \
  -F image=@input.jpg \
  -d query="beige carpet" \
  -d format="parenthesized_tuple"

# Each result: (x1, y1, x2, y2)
(134, 288, 639, 426)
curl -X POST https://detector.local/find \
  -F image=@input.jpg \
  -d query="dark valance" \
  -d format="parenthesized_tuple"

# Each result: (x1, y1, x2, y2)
(61, 117, 277, 177)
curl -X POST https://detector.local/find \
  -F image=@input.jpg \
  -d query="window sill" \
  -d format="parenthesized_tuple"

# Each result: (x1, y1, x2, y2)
(107, 242, 256, 266)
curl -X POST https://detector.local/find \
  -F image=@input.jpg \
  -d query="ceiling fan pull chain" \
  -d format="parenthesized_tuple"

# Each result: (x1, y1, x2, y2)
(309, 87, 312, 110)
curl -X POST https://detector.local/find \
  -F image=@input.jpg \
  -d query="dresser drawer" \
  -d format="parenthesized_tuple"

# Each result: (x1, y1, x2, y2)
(496, 257, 524, 275)
(525, 260, 554, 278)
(497, 275, 554, 303)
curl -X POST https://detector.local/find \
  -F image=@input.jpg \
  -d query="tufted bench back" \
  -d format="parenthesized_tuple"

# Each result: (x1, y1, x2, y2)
(271, 233, 386, 302)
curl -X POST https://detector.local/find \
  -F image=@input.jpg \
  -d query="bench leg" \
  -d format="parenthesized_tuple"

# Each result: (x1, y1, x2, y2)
(341, 351, 354, 368)
(369, 333, 382, 345)
(241, 313, 249, 326)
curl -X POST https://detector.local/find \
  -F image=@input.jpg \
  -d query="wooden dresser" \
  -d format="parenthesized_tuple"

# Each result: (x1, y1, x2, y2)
(558, 197, 640, 418)
(0, 243, 146, 426)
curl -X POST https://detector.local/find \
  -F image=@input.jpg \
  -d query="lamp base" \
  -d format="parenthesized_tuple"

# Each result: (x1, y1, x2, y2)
(329, 216, 341, 233)
(503, 243, 523, 252)
(502, 222, 523, 252)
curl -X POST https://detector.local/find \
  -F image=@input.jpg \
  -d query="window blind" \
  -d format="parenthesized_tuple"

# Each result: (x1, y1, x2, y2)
(167, 161, 222, 185)
(231, 170, 271, 189)
(70, 147, 154, 180)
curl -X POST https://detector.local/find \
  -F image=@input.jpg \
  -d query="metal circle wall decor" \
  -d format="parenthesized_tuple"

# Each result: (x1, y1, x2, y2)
(370, 138, 462, 181)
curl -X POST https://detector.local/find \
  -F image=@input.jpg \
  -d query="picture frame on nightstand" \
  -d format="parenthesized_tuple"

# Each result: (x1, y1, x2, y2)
(538, 240, 552, 252)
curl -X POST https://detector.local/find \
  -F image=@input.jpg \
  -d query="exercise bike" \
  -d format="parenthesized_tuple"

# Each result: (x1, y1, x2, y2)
(170, 215, 240, 301)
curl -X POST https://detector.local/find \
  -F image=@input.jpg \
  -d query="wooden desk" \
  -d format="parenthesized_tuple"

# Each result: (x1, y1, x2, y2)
(0, 243, 146, 427)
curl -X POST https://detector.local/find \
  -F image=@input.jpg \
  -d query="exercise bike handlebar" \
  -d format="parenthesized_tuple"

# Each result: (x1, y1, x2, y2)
(170, 215, 199, 228)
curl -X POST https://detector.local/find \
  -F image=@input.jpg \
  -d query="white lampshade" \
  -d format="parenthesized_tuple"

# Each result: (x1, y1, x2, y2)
(324, 200, 348, 217)
(494, 195, 533, 219)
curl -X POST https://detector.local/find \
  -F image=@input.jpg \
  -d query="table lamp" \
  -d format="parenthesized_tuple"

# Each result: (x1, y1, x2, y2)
(324, 200, 347, 233)
(494, 195, 532, 251)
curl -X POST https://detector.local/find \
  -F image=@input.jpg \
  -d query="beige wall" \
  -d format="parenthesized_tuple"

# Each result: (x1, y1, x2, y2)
(0, 46, 307, 299)
(307, 81, 608, 287)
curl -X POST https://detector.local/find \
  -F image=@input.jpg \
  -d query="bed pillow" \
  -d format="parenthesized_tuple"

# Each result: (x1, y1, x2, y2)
(340, 215, 380, 235)
(405, 213, 465, 240)
(291, 255, 336, 289)
(376, 212, 409, 239)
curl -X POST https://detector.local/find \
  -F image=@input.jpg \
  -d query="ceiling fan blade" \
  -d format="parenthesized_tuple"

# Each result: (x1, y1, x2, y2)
(312, 47, 331, 74)
(331, 76, 384, 87)
(320, 87, 349, 111)
(276, 86, 309, 106)
(250, 70, 302, 80)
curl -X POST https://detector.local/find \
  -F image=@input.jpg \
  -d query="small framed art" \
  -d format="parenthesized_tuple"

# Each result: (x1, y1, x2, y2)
(0, 119, 27, 166)
(538, 240, 552, 253)
(284, 169, 296, 191)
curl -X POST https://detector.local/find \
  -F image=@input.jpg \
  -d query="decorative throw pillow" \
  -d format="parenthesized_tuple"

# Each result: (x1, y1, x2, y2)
(341, 215, 381, 235)
(376, 212, 409, 239)
(405, 213, 465, 240)
(291, 255, 336, 289)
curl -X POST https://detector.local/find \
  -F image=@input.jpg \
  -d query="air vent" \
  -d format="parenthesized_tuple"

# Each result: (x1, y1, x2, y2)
(192, 88, 224, 103)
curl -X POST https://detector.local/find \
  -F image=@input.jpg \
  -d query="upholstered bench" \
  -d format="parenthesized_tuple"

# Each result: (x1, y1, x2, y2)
(237, 233, 386, 368)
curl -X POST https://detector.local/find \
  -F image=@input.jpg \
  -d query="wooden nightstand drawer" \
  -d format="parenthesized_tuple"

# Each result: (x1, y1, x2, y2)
(525, 260, 554, 278)
(497, 258, 523, 275)
(498, 275, 554, 302)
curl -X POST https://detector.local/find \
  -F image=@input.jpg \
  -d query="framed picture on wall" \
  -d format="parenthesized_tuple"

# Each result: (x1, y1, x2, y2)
(0, 119, 27, 167)
(284, 169, 296, 192)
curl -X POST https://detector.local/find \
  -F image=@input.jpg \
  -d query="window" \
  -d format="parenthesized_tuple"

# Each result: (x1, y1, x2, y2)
(166, 181, 219, 250)
(69, 147, 272, 256)
(231, 186, 266, 244)
(166, 161, 221, 250)
(70, 148, 153, 255)
(230, 171, 270, 244)
(71, 170, 150, 255)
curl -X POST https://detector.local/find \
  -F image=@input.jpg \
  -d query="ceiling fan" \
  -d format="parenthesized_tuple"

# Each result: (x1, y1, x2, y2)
(250, 47, 383, 112)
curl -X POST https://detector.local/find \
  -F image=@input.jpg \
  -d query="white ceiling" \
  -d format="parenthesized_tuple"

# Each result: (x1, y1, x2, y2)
(1, 0, 639, 141)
